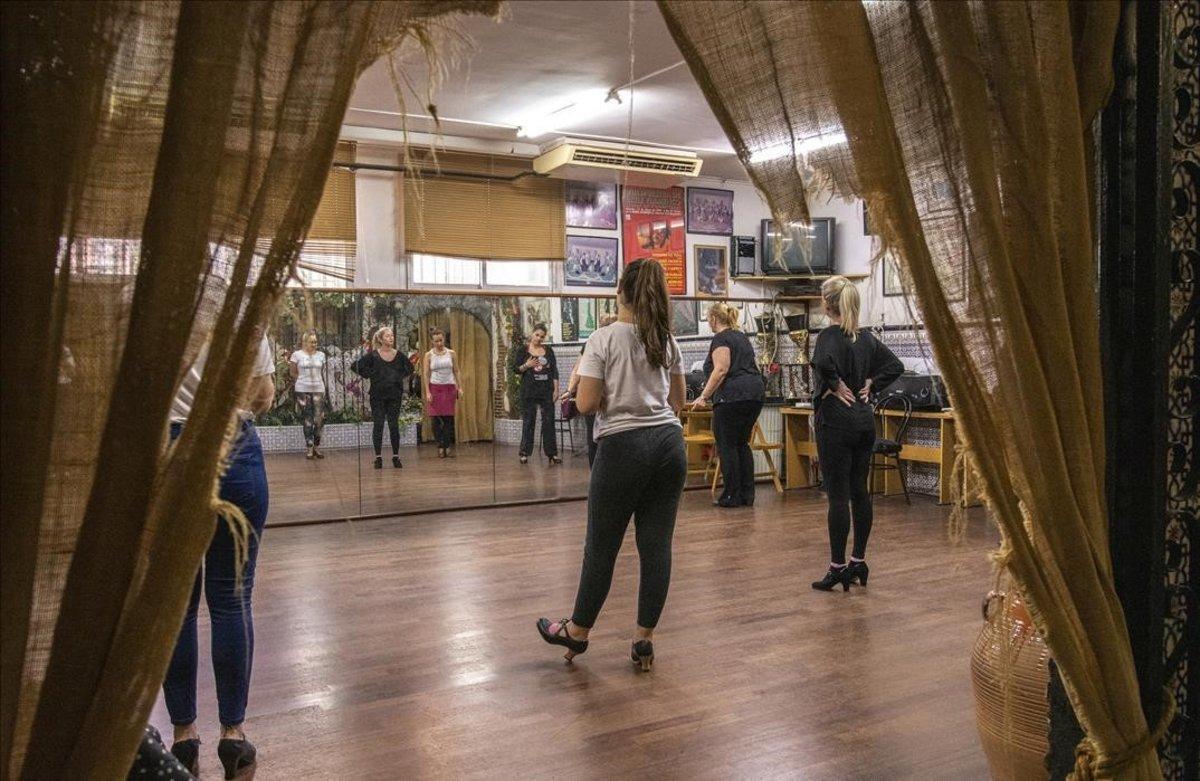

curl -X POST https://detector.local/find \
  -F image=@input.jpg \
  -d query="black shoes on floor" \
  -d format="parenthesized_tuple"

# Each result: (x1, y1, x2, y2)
(217, 737, 258, 780)
(811, 560, 870, 592)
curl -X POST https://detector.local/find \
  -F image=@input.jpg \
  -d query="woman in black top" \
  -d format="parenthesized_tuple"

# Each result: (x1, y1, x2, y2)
(810, 276, 904, 591)
(511, 323, 560, 464)
(693, 302, 765, 507)
(351, 326, 413, 469)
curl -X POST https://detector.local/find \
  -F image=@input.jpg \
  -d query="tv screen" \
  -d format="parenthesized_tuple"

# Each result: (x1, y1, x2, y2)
(760, 217, 834, 275)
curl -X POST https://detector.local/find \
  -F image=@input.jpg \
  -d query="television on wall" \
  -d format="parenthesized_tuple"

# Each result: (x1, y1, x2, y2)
(760, 217, 834, 275)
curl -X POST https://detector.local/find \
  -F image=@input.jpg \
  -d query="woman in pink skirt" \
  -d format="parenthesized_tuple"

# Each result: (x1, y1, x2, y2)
(422, 328, 462, 458)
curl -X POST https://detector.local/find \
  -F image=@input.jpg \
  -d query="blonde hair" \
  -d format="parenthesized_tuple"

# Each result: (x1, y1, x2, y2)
(707, 302, 741, 330)
(372, 326, 395, 349)
(821, 276, 860, 340)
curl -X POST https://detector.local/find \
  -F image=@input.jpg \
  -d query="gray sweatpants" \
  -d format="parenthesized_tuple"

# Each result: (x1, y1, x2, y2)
(571, 422, 687, 629)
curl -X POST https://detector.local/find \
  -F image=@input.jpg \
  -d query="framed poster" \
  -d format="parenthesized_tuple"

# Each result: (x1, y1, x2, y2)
(882, 258, 904, 297)
(596, 297, 618, 322)
(622, 185, 686, 295)
(564, 235, 619, 288)
(565, 181, 618, 230)
(686, 187, 734, 236)
(560, 298, 579, 342)
(521, 297, 553, 337)
(578, 298, 597, 339)
(671, 299, 699, 336)
(694, 244, 729, 297)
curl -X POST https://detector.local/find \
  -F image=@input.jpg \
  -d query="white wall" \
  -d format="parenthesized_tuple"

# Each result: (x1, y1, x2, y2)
(354, 144, 405, 289)
(348, 149, 918, 331)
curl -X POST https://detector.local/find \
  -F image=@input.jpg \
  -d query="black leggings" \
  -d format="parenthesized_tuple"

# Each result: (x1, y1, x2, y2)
(815, 425, 875, 564)
(571, 424, 687, 629)
(432, 415, 455, 448)
(520, 398, 557, 457)
(370, 395, 402, 456)
(712, 399, 763, 502)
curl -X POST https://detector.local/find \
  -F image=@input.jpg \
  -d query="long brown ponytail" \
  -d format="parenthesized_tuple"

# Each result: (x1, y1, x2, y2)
(619, 259, 674, 369)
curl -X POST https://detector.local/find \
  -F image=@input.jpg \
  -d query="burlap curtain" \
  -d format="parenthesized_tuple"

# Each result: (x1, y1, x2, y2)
(660, 1, 1161, 778)
(0, 1, 497, 777)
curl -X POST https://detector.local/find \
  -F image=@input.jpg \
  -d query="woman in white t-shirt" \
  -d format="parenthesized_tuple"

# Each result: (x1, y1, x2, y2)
(537, 259, 687, 672)
(289, 330, 327, 459)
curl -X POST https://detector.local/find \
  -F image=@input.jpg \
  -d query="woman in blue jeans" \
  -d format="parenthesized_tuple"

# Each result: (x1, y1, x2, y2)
(163, 333, 275, 780)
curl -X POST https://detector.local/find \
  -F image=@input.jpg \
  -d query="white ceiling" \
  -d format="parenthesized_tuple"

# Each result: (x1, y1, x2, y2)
(345, 0, 748, 180)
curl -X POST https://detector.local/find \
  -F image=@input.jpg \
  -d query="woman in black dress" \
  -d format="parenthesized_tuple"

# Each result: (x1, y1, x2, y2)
(511, 323, 560, 464)
(692, 302, 765, 507)
(810, 276, 904, 591)
(351, 326, 413, 469)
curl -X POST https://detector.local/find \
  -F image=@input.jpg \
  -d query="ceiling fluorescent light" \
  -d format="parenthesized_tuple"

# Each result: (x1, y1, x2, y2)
(517, 88, 632, 139)
(749, 131, 848, 164)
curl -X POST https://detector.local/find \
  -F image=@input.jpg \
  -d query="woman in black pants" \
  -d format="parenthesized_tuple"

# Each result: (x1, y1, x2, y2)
(692, 302, 765, 507)
(537, 259, 687, 671)
(810, 276, 903, 591)
(511, 323, 560, 465)
(351, 326, 413, 469)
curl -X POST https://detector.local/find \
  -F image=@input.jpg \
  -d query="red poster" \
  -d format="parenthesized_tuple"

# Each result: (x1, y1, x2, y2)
(621, 185, 686, 295)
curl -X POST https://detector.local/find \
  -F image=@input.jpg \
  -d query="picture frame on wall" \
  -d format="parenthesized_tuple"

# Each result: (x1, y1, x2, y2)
(564, 235, 619, 288)
(863, 203, 873, 235)
(882, 258, 904, 297)
(578, 298, 597, 339)
(686, 187, 734, 236)
(565, 181, 619, 230)
(560, 297, 579, 342)
(671, 299, 699, 336)
(694, 244, 729, 297)
(521, 297, 553, 337)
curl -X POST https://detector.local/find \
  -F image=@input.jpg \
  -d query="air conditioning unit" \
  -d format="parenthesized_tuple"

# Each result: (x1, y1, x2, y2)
(532, 138, 702, 186)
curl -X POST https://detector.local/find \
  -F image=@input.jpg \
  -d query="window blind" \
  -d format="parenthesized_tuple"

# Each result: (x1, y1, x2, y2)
(299, 140, 356, 284)
(401, 150, 565, 262)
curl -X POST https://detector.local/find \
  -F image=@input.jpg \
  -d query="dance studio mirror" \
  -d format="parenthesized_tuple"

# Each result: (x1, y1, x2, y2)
(260, 290, 801, 525)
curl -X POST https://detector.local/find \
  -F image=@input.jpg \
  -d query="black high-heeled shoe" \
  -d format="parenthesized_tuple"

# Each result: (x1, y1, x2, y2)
(811, 566, 851, 592)
(392, 455, 402, 468)
(373, 456, 383, 469)
(713, 495, 742, 508)
(536, 617, 589, 661)
(631, 639, 654, 672)
(548, 455, 562, 465)
(217, 737, 257, 780)
(519, 455, 529, 464)
(847, 560, 869, 586)
(169, 738, 201, 776)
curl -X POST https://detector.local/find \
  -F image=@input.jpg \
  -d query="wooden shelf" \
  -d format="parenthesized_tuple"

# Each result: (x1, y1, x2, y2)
(732, 273, 869, 282)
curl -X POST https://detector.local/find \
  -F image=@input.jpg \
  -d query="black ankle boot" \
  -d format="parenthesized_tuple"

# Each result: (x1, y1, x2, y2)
(169, 738, 200, 776)
(392, 455, 402, 468)
(811, 566, 851, 592)
(217, 737, 257, 780)
(847, 560, 869, 586)
(373, 456, 382, 469)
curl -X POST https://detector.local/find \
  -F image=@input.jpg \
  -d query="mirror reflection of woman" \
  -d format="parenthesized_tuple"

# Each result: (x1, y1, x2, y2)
(422, 328, 461, 459)
(511, 323, 560, 465)
(289, 330, 327, 460)
(351, 326, 413, 469)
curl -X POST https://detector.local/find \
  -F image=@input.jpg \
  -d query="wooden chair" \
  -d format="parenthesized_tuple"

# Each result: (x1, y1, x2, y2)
(683, 431, 718, 485)
(709, 422, 785, 496)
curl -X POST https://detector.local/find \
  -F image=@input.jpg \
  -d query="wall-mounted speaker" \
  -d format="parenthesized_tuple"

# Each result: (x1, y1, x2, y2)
(731, 235, 756, 276)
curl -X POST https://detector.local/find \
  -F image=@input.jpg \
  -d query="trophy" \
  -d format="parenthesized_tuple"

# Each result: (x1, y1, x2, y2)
(784, 313, 811, 401)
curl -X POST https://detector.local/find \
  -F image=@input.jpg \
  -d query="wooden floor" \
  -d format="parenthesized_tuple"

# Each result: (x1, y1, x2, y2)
(151, 489, 998, 779)
(266, 443, 600, 525)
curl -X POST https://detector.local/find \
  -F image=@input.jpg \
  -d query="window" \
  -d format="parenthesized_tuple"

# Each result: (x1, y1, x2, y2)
(411, 254, 482, 286)
(409, 254, 552, 290)
(485, 260, 551, 288)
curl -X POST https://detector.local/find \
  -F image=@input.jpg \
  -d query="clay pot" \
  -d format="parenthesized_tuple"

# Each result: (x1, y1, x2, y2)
(970, 589, 1051, 780)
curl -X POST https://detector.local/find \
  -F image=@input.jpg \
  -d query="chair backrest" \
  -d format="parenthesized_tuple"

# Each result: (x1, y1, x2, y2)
(873, 392, 914, 443)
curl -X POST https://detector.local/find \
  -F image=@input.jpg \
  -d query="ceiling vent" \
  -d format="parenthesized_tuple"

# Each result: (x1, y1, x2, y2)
(533, 138, 702, 186)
